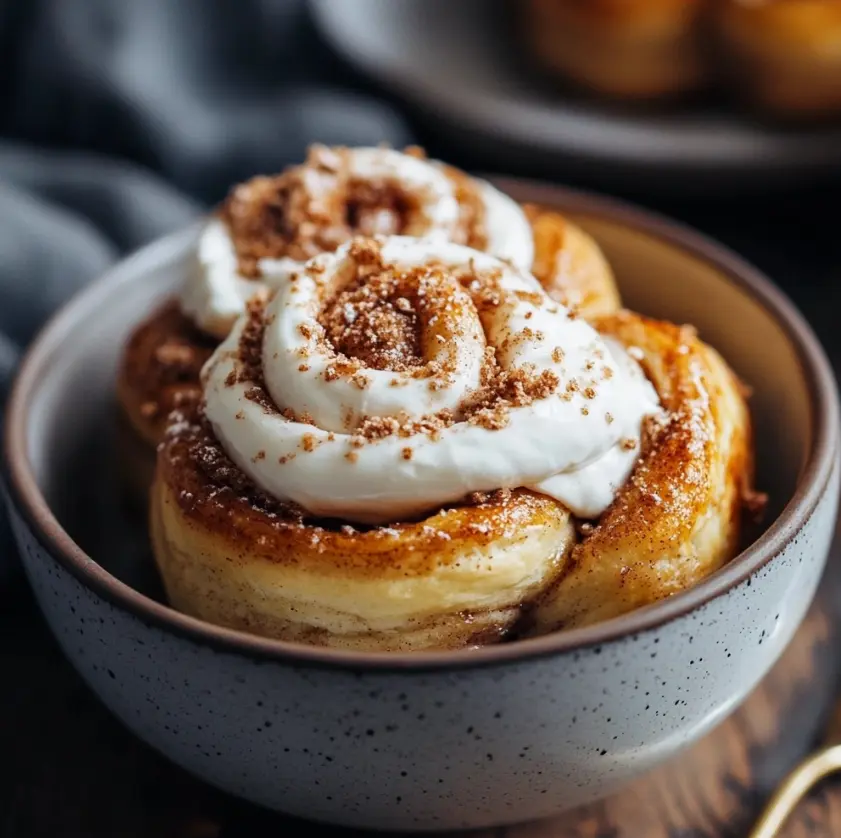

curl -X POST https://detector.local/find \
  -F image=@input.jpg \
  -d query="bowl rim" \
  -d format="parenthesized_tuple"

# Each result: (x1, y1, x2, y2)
(5, 178, 839, 672)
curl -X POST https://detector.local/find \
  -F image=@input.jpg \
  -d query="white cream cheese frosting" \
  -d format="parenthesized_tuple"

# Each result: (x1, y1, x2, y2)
(180, 146, 534, 339)
(201, 236, 660, 525)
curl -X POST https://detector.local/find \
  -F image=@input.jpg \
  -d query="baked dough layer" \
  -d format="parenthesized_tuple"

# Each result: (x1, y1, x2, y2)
(150, 310, 754, 648)
(528, 310, 753, 632)
(152, 418, 575, 651)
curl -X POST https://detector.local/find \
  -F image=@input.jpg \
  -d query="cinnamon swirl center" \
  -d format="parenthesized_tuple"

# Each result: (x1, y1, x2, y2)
(201, 236, 660, 524)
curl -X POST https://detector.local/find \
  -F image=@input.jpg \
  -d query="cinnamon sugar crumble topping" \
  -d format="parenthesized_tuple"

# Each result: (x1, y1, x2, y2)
(218, 145, 489, 279)
(465, 488, 513, 507)
(239, 238, 566, 439)
(122, 300, 216, 424)
(154, 343, 195, 367)
(215, 240, 626, 506)
(318, 252, 427, 371)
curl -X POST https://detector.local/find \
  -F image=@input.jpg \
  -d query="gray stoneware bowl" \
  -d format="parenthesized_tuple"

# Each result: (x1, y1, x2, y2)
(4, 181, 839, 832)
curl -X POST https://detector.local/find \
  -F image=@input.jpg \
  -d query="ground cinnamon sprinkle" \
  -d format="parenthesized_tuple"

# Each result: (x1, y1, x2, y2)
(121, 300, 216, 426)
(280, 407, 316, 426)
(169, 409, 308, 523)
(314, 241, 569, 440)
(218, 144, 490, 279)
(318, 240, 449, 374)
(437, 161, 489, 252)
(464, 488, 513, 507)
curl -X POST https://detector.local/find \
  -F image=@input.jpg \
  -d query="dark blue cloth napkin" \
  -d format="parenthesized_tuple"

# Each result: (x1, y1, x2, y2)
(0, 0, 412, 398)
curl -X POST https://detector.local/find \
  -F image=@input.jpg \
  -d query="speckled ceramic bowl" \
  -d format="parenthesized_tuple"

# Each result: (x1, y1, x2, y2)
(4, 181, 839, 832)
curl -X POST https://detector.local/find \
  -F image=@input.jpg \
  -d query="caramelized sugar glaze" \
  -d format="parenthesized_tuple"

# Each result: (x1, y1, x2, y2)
(118, 302, 216, 446)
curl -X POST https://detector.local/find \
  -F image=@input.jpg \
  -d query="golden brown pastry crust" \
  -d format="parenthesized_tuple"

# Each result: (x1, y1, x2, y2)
(151, 410, 575, 651)
(149, 308, 755, 649)
(520, 0, 708, 100)
(526, 204, 622, 317)
(527, 310, 755, 632)
(714, 0, 841, 118)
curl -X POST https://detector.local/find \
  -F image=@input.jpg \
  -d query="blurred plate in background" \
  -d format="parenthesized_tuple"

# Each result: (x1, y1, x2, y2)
(309, 0, 841, 195)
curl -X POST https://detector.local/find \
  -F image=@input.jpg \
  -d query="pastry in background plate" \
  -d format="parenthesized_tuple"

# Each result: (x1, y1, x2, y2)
(150, 236, 756, 650)
(116, 145, 622, 506)
(713, 0, 841, 119)
(519, 0, 708, 101)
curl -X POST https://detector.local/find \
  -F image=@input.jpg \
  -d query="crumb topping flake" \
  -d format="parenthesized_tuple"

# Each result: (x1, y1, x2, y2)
(218, 144, 488, 279)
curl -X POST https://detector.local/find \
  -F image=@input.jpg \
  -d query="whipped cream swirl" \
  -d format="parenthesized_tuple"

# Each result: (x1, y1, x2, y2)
(180, 146, 534, 338)
(202, 237, 659, 524)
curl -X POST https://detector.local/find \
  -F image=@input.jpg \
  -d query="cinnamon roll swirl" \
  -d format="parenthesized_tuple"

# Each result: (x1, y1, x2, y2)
(150, 237, 757, 650)
(117, 146, 621, 505)
(527, 310, 757, 632)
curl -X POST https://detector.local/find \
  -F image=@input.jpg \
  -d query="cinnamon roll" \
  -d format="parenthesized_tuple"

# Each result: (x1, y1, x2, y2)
(713, 0, 841, 118)
(150, 236, 756, 650)
(117, 146, 621, 505)
(520, 0, 708, 101)
(527, 310, 757, 632)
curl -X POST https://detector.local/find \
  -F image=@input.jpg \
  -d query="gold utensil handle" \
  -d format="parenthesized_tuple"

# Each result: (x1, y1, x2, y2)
(748, 744, 841, 838)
